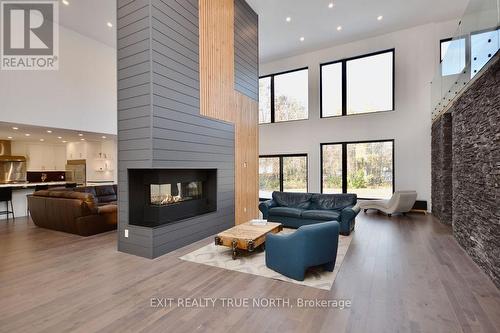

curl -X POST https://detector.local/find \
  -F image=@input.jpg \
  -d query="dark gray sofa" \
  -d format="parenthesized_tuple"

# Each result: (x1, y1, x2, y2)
(259, 192, 360, 235)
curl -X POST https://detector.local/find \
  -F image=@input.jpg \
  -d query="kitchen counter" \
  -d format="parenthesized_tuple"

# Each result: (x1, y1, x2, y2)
(0, 181, 68, 188)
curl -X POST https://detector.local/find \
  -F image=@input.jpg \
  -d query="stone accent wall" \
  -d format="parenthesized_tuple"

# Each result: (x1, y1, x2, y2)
(431, 113, 453, 225)
(434, 56, 500, 288)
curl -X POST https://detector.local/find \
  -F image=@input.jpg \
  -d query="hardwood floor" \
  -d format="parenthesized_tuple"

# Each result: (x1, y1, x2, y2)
(0, 214, 499, 333)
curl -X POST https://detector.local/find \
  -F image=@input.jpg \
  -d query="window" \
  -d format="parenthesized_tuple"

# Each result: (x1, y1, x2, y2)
(471, 29, 499, 78)
(440, 38, 466, 76)
(321, 49, 394, 117)
(259, 68, 308, 124)
(258, 157, 280, 198)
(321, 140, 394, 199)
(259, 154, 308, 198)
(321, 62, 342, 117)
(347, 52, 394, 115)
(346, 141, 394, 199)
(259, 77, 271, 124)
(321, 144, 343, 194)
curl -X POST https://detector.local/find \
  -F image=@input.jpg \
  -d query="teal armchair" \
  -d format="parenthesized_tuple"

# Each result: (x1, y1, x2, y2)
(265, 221, 340, 281)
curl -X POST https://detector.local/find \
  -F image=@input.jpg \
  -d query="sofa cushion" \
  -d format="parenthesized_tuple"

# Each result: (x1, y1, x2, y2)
(33, 190, 98, 214)
(73, 186, 97, 197)
(311, 193, 357, 210)
(269, 207, 304, 218)
(94, 185, 117, 203)
(272, 192, 312, 209)
(301, 210, 340, 221)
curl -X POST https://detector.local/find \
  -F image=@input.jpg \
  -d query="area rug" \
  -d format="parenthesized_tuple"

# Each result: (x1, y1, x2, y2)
(179, 229, 352, 290)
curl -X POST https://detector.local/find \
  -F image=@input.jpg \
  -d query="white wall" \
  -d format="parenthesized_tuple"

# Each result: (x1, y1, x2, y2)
(259, 21, 459, 206)
(0, 25, 117, 135)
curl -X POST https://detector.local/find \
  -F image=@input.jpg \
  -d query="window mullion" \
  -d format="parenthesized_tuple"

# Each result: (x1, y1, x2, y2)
(270, 76, 275, 123)
(342, 61, 347, 116)
(342, 143, 348, 193)
(279, 156, 284, 192)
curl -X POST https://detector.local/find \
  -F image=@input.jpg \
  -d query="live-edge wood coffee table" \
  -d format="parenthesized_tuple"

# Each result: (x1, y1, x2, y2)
(214, 221, 283, 259)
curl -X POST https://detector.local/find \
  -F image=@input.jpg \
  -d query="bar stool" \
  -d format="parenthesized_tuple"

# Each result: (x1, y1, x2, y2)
(27, 185, 49, 216)
(0, 187, 15, 220)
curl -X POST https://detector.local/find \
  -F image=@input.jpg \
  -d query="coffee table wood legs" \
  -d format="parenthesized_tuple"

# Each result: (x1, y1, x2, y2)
(231, 239, 238, 260)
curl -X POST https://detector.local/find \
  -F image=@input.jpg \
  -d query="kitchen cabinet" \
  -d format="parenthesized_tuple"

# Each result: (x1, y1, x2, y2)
(54, 145, 66, 170)
(66, 141, 87, 160)
(26, 143, 66, 171)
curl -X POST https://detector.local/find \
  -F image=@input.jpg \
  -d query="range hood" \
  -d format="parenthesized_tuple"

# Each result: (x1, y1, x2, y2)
(0, 140, 27, 183)
(0, 140, 26, 162)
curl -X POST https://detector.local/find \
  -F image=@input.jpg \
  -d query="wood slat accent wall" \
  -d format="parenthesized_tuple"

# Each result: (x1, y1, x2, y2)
(235, 93, 259, 224)
(199, 0, 259, 225)
(199, 0, 236, 123)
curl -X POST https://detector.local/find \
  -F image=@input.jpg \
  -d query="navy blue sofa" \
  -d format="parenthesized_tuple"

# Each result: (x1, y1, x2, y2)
(266, 221, 340, 281)
(259, 192, 360, 235)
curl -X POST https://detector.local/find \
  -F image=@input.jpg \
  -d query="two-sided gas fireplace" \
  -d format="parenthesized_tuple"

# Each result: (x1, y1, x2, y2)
(128, 169, 217, 227)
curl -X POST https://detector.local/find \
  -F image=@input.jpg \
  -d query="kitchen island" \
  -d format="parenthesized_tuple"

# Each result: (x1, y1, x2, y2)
(0, 181, 69, 188)
(0, 182, 69, 220)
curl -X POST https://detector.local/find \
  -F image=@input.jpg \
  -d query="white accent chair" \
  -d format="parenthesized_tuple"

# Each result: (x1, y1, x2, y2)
(358, 191, 417, 217)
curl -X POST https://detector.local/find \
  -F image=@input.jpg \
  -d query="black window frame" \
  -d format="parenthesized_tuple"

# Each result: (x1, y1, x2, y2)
(258, 153, 308, 199)
(259, 67, 309, 124)
(320, 139, 395, 199)
(320, 48, 395, 118)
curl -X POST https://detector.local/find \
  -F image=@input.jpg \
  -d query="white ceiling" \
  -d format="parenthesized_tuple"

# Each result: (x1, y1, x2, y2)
(247, 0, 469, 62)
(56, 0, 470, 63)
(58, 0, 116, 48)
(0, 122, 116, 145)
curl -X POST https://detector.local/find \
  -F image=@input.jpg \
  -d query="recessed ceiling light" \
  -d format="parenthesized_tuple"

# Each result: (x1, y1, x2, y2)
(62, 0, 69, 5)
(57, 136, 62, 139)
(78, 133, 83, 136)
(62, 140, 67, 143)
(25, 133, 30, 136)
(7, 136, 13, 139)
(102, 136, 107, 139)
(337, 25, 343, 31)
(300, 37, 305, 42)
(286, 17, 291, 22)
(377, 15, 383, 21)
(107, 22, 113, 28)
(12, 127, 18, 130)
(328, 3, 334, 8)
(40, 139, 45, 142)
(80, 138, 85, 141)
(46, 130, 52, 133)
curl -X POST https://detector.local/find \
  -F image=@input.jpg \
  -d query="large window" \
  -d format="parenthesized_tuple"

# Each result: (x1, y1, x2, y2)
(259, 68, 308, 124)
(440, 38, 466, 76)
(259, 154, 308, 198)
(321, 140, 394, 199)
(321, 49, 394, 117)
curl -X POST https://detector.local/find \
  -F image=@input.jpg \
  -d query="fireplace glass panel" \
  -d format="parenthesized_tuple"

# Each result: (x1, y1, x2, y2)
(150, 181, 203, 206)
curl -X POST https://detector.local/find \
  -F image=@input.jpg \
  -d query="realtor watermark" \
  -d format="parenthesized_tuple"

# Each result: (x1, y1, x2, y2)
(1, 0, 59, 70)
(150, 297, 352, 310)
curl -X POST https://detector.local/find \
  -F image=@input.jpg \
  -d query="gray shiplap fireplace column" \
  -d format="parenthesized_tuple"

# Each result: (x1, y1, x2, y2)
(117, 0, 235, 258)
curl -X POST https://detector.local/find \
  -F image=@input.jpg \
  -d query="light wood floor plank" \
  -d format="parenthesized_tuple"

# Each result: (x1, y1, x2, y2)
(0, 214, 499, 333)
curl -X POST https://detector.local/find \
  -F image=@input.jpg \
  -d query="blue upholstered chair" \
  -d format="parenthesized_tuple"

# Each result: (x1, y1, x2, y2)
(265, 221, 340, 281)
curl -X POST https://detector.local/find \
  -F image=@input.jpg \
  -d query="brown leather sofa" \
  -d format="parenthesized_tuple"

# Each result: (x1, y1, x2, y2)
(28, 188, 117, 236)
